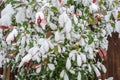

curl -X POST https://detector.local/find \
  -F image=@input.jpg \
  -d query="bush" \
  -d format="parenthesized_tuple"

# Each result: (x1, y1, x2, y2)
(0, 0, 120, 79)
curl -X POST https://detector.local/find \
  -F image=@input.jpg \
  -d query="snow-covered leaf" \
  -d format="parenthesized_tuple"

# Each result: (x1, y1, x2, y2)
(66, 58, 71, 70)
(89, 3, 99, 13)
(18, 54, 32, 68)
(80, 53, 87, 63)
(64, 72, 69, 80)
(36, 66, 41, 73)
(92, 65, 101, 77)
(73, 15, 78, 24)
(101, 64, 107, 73)
(48, 63, 55, 71)
(77, 71, 81, 80)
(60, 70, 65, 78)
(69, 69, 75, 74)
(77, 54, 82, 66)
(65, 19, 72, 33)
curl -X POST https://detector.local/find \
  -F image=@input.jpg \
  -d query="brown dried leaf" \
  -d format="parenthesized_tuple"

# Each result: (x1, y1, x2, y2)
(46, 30, 52, 38)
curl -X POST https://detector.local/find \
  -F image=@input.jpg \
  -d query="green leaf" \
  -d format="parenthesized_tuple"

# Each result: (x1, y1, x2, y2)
(29, 42, 33, 48)
(98, 36, 104, 41)
(88, 16, 97, 25)
(98, 0, 103, 6)
(68, 0, 73, 5)
(51, 6, 58, 13)
(23, 21, 28, 28)
(115, 0, 119, 4)
(118, 11, 120, 19)
(16, 34, 21, 40)
(75, 45, 80, 51)
(111, 23, 115, 28)
(88, 37, 94, 45)
(84, 7, 89, 13)
(54, 45, 58, 54)
(110, 14, 114, 20)
(26, 30, 30, 34)
(99, 10, 107, 15)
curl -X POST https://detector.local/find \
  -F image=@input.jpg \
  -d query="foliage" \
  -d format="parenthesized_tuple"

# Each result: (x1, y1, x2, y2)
(0, 0, 120, 80)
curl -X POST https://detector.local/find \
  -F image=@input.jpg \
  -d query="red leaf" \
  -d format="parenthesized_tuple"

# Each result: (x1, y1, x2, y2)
(37, 16, 42, 24)
(13, 37, 17, 43)
(93, 0, 96, 3)
(32, 64, 40, 69)
(58, 0, 62, 3)
(0, 25, 8, 30)
(98, 48, 104, 59)
(9, 26, 14, 30)
(98, 48, 108, 59)
(4, 34, 8, 41)
(26, 62, 30, 73)
(100, 48, 107, 57)
(75, 14, 80, 17)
